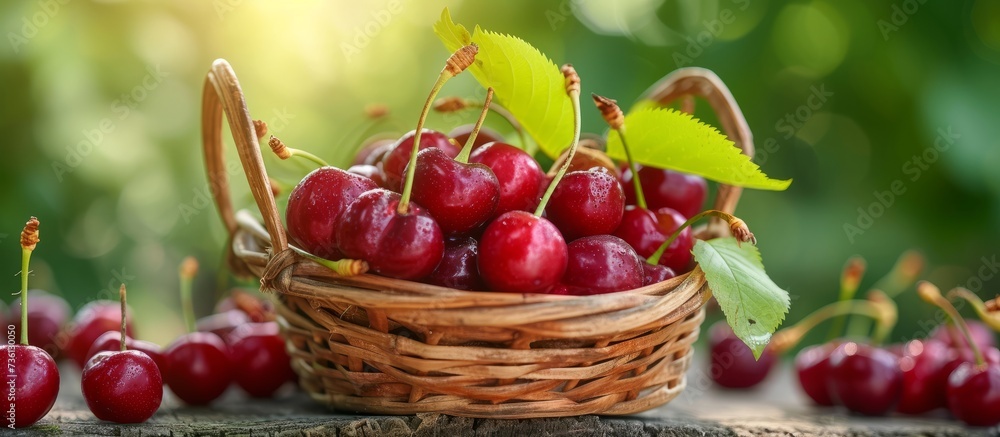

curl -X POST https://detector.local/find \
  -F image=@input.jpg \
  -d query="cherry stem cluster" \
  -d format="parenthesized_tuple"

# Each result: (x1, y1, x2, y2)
(827, 256, 866, 340)
(770, 298, 895, 354)
(455, 87, 494, 164)
(918, 281, 985, 366)
(949, 288, 1000, 332)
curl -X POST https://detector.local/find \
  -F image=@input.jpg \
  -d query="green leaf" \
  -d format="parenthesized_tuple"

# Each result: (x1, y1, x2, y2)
(607, 108, 792, 190)
(693, 238, 790, 359)
(434, 8, 573, 157)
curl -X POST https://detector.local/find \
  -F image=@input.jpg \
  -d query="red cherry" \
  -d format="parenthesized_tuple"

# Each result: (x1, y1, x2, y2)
(1, 345, 58, 428)
(381, 129, 460, 191)
(545, 170, 625, 241)
(82, 350, 162, 423)
(65, 300, 135, 368)
(469, 142, 545, 216)
(641, 261, 676, 286)
(613, 206, 693, 273)
(935, 345, 1000, 394)
(352, 138, 395, 167)
(286, 167, 378, 260)
(563, 235, 643, 295)
(708, 321, 776, 389)
(424, 237, 484, 291)
(164, 332, 232, 405)
(795, 343, 836, 406)
(85, 331, 166, 379)
(946, 362, 1000, 426)
(895, 339, 950, 414)
(930, 320, 996, 351)
(346, 164, 385, 187)
(214, 290, 274, 323)
(478, 211, 568, 293)
(621, 165, 706, 219)
(9, 290, 70, 358)
(227, 322, 294, 398)
(448, 124, 504, 150)
(196, 309, 250, 339)
(826, 342, 902, 415)
(406, 147, 500, 235)
(336, 189, 444, 280)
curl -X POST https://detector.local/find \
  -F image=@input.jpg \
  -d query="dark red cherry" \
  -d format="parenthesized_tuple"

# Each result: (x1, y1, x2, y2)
(545, 170, 625, 241)
(86, 331, 165, 378)
(795, 343, 836, 406)
(424, 237, 484, 291)
(613, 206, 693, 273)
(65, 300, 135, 368)
(196, 309, 250, 339)
(82, 350, 162, 423)
(286, 167, 378, 260)
(227, 322, 294, 398)
(930, 320, 996, 351)
(470, 142, 545, 215)
(448, 124, 504, 149)
(827, 342, 902, 415)
(896, 339, 950, 415)
(935, 345, 1000, 395)
(352, 138, 396, 167)
(478, 211, 568, 293)
(621, 165, 707, 219)
(381, 129, 460, 191)
(336, 189, 444, 280)
(563, 235, 643, 295)
(346, 164, 385, 187)
(946, 362, 1000, 426)
(406, 147, 499, 235)
(2, 345, 58, 428)
(9, 290, 70, 358)
(164, 332, 232, 405)
(214, 289, 274, 323)
(641, 261, 676, 286)
(708, 321, 776, 389)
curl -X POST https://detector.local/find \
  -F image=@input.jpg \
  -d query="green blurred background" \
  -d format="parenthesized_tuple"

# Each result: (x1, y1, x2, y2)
(1, 0, 998, 347)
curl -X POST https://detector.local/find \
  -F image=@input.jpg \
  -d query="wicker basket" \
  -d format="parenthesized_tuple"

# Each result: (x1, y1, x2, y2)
(200, 59, 755, 418)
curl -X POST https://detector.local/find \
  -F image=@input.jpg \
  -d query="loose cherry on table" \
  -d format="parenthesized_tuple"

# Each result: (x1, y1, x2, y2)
(620, 165, 707, 220)
(227, 321, 295, 398)
(4, 217, 59, 429)
(708, 321, 776, 389)
(85, 330, 166, 378)
(469, 141, 546, 216)
(946, 362, 1000, 426)
(544, 169, 625, 241)
(562, 235, 643, 295)
(424, 237, 484, 291)
(286, 167, 378, 260)
(9, 289, 70, 358)
(895, 338, 951, 415)
(82, 285, 162, 423)
(795, 343, 837, 406)
(65, 299, 136, 369)
(826, 341, 902, 416)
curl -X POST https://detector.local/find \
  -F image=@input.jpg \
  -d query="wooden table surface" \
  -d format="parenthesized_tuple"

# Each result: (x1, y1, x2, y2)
(14, 359, 996, 436)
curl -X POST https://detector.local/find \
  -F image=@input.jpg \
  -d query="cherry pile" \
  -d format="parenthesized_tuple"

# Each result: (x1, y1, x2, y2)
(280, 47, 710, 296)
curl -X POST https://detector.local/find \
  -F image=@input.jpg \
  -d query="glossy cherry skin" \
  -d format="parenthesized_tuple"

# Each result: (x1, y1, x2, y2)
(425, 237, 484, 291)
(196, 310, 250, 339)
(935, 345, 1000, 395)
(227, 322, 294, 398)
(337, 189, 444, 280)
(448, 124, 504, 150)
(795, 343, 836, 406)
(895, 339, 950, 415)
(381, 129, 460, 191)
(621, 165, 707, 219)
(946, 362, 1000, 426)
(286, 167, 378, 260)
(478, 211, 568, 293)
(563, 235, 643, 295)
(347, 164, 386, 187)
(1, 345, 59, 428)
(613, 206, 694, 273)
(352, 138, 396, 167)
(164, 332, 232, 405)
(9, 290, 70, 358)
(407, 147, 500, 235)
(470, 142, 545, 216)
(930, 320, 996, 351)
(85, 331, 166, 379)
(827, 342, 902, 415)
(82, 350, 162, 423)
(545, 170, 625, 241)
(65, 300, 135, 368)
(708, 321, 776, 389)
(642, 262, 676, 286)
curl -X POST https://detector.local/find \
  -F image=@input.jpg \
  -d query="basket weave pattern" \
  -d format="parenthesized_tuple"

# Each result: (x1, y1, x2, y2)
(201, 60, 755, 418)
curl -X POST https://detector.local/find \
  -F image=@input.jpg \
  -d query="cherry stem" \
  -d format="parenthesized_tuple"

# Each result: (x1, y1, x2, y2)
(179, 257, 198, 333)
(455, 87, 494, 164)
(827, 256, 866, 341)
(535, 65, 582, 217)
(19, 247, 30, 345)
(268, 136, 329, 168)
(294, 248, 369, 277)
(874, 250, 925, 298)
(948, 287, 1000, 333)
(770, 298, 894, 354)
(918, 281, 985, 366)
(647, 209, 753, 265)
(119, 284, 128, 352)
(618, 130, 647, 209)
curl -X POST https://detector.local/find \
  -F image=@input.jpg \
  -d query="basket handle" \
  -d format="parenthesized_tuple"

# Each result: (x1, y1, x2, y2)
(639, 67, 755, 216)
(202, 59, 289, 254)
